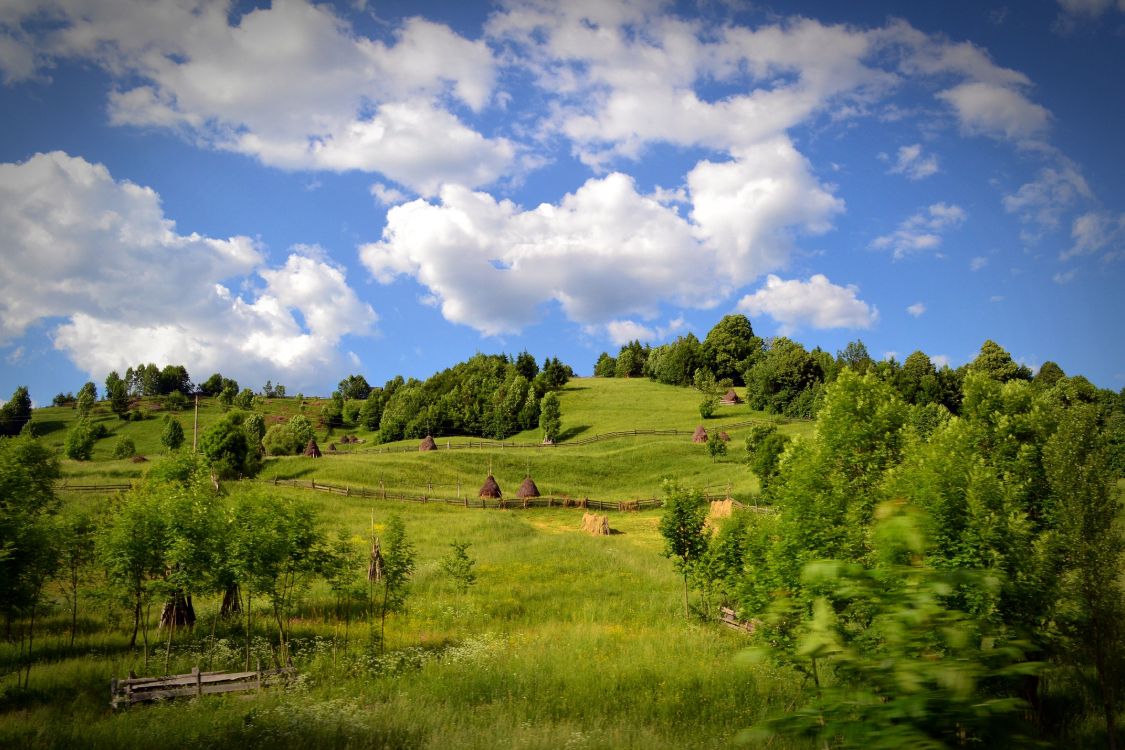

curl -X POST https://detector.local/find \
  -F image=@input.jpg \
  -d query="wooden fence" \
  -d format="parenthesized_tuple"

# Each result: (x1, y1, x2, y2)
(111, 662, 295, 708)
(350, 417, 805, 455)
(57, 482, 134, 493)
(262, 477, 679, 511)
(719, 606, 759, 635)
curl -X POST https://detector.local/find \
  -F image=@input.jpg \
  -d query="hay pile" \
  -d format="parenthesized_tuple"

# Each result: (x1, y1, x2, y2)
(516, 476, 540, 499)
(692, 425, 708, 444)
(418, 435, 437, 452)
(479, 475, 502, 498)
(303, 439, 322, 458)
(562, 497, 588, 508)
(718, 431, 731, 442)
(709, 499, 737, 519)
(581, 512, 610, 535)
(719, 389, 743, 405)
(130, 455, 148, 463)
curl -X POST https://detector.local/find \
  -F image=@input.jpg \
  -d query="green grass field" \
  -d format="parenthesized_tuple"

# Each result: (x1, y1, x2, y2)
(2, 378, 812, 748)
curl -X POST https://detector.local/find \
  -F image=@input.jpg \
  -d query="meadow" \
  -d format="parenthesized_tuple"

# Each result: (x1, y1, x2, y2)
(1, 379, 811, 749)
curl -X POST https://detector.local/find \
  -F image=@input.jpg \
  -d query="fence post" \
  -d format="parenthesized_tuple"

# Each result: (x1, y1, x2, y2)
(194, 666, 202, 697)
(380, 480, 385, 500)
(256, 659, 262, 693)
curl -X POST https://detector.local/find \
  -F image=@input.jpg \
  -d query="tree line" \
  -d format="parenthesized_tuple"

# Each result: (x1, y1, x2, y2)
(660, 360, 1125, 746)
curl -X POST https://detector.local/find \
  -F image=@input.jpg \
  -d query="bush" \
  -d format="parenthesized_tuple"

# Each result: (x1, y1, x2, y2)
(699, 397, 717, 419)
(112, 436, 136, 459)
(164, 391, 190, 411)
(65, 420, 95, 460)
(161, 417, 185, 451)
(90, 422, 110, 440)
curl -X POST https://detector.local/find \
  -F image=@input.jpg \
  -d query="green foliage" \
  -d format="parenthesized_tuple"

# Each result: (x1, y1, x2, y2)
(645, 333, 703, 387)
(593, 351, 617, 377)
(659, 482, 709, 615)
(743, 337, 825, 417)
(836, 339, 874, 375)
(107, 376, 130, 419)
(441, 540, 477, 594)
(112, 436, 136, 459)
(163, 391, 189, 411)
(967, 339, 1031, 383)
(539, 391, 561, 443)
(701, 313, 759, 385)
(750, 502, 1036, 748)
(233, 387, 256, 411)
(537, 356, 572, 391)
(746, 428, 790, 492)
(360, 387, 388, 431)
(199, 412, 261, 478)
(160, 416, 185, 452)
(698, 396, 716, 419)
(200, 373, 237, 397)
(263, 415, 314, 456)
(376, 515, 416, 649)
(615, 341, 647, 378)
(76, 388, 95, 418)
(706, 431, 727, 461)
(0, 385, 33, 436)
(64, 419, 96, 460)
(514, 350, 539, 380)
(0, 433, 60, 626)
(338, 374, 372, 401)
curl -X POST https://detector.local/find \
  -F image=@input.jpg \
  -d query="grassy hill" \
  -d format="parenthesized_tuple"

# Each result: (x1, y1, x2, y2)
(34, 377, 813, 501)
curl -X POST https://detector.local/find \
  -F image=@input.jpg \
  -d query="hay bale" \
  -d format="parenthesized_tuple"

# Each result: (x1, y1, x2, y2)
(581, 512, 610, 536)
(418, 435, 437, 452)
(303, 439, 322, 458)
(327, 443, 337, 452)
(516, 476, 540, 499)
(479, 474, 502, 498)
(692, 425, 708, 444)
(709, 499, 735, 519)
(618, 500, 639, 512)
(718, 431, 731, 442)
(719, 389, 743, 405)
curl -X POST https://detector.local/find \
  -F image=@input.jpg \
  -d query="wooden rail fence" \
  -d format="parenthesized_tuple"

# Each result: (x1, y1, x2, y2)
(111, 662, 296, 708)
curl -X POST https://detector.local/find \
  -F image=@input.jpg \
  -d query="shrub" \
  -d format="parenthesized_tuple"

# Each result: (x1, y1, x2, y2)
(112, 436, 136, 459)
(65, 420, 95, 460)
(699, 397, 717, 419)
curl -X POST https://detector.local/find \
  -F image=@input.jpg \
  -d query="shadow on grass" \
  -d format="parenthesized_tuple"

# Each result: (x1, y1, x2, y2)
(557, 425, 591, 442)
(31, 420, 68, 437)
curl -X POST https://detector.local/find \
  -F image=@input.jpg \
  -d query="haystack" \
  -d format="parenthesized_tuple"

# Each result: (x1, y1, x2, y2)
(419, 435, 437, 452)
(516, 476, 541, 499)
(327, 443, 337, 452)
(709, 499, 738, 519)
(718, 431, 731, 442)
(581, 512, 610, 535)
(692, 425, 708, 444)
(719, 389, 743, 405)
(479, 474, 502, 499)
(303, 438, 322, 458)
(131, 455, 148, 463)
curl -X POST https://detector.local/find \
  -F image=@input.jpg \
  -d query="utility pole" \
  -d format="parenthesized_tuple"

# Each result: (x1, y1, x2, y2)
(193, 392, 200, 452)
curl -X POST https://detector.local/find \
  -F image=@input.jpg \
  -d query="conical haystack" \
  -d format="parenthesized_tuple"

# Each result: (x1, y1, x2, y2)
(517, 475, 541, 499)
(419, 435, 437, 452)
(581, 512, 611, 535)
(718, 431, 731, 442)
(720, 389, 743, 405)
(479, 474, 502, 498)
(303, 438, 322, 457)
(692, 425, 708, 444)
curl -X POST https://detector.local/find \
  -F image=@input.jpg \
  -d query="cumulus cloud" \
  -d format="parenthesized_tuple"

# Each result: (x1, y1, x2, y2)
(886, 144, 939, 179)
(736, 274, 877, 333)
(970, 256, 989, 271)
(0, 151, 376, 387)
(1, 1, 510, 195)
(360, 137, 843, 336)
(872, 203, 967, 259)
(598, 317, 688, 347)
(937, 82, 1051, 140)
(906, 302, 926, 317)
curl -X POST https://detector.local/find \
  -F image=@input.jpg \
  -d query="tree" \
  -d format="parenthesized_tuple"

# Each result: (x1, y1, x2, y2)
(646, 333, 703, 386)
(108, 377, 130, 419)
(338, 374, 372, 401)
(57, 511, 96, 648)
(594, 352, 617, 378)
(0, 386, 33, 437)
(76, 388, 95, 418)
(0, 433, 60, 677)
(514, 350, 539, 381)
(707, 431, 727, 461)
(441, 540, 477, 594)
(539, 391, 561, 443)
(743, 337, 824, 417)
(375, 515, 415, 651)
(160, 416, 185, 452)
(1034, 360, 1066, 389)
(702, 314, 759, 385)
(77, 381, 98, 403)
(360, 388, 387, 431)
(158, 365, 192, 396)
(233, 388, 255, 411)
(699, 396, 716, 419)
(199, 413, 260, 478)
(658, 483, 709, 616)
(967, 340, 1029, 382)
(746, 427, 790, 492)
(112, 436, 136, 459)
(837, 339, 874, 375)
(539, 357, 572, 390)
(65, 419, 96, 461)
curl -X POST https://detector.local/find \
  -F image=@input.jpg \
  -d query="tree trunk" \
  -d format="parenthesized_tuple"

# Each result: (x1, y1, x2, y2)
(159, 589, 196, 629)
(221, 583, 241, 618)
(130, 593, 141, 648)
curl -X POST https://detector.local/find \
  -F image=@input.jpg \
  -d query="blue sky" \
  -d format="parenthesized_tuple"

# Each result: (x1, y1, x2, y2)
(1, 0, 1123, 403)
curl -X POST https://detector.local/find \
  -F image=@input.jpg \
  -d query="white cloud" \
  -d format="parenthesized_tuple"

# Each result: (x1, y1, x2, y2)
(990, 295, 1005, 302)
(597, 317, 689, 347)
(371, 182, 408, 206)
(937, 82, 1051, 140)
(1056, 0, 1123, 16)
(872, 203, 967, 259)
(906, 302, 926, 317)
(1061, 211, 1125, 261)
(1053, 269, 1078, 284)
(736, 274, 877, 333)
(932, 354, 951, 368)
(361, 140, 843, 335)
(970, 256, 988, 271)
(886, 144, 939, 179)
(0, 151, 376, 388)
(1003, 161, 1092, 230)
(2, 1, 509, 195)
